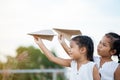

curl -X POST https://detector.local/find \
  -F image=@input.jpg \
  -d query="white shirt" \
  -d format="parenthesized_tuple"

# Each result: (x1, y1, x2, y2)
(70, 60, 95, 80)
(94, 56, 119, 80)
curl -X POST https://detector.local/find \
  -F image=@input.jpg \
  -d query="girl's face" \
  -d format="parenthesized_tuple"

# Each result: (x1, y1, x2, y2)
(69, 40, 81, 59)
(97, 36, 112, 57)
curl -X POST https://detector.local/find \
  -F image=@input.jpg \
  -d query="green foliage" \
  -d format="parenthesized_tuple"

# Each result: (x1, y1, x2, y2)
(0, 46, 66, 80)
(16, 46, 63, 69)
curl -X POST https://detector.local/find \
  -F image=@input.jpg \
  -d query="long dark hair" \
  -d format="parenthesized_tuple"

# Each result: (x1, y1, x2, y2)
(71, 35, 94, 61)
(105, 32, 120, 63)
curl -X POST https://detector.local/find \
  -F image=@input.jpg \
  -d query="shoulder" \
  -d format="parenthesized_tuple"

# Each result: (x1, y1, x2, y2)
(88, 61, 96, 65)
(115, 64, 120, 73)
(88, 61, 100, 72)
(86, 61, 96, 69)
(110, 61, 119, 68)
(114, 64, 120, 80)
(70, 60, 76, 66)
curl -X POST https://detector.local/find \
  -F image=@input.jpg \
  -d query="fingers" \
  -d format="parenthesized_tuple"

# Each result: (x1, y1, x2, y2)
(33, 36, 38, 40)
(33, 36, 42, 44)
(58, 34, 64, 40)
(33, 36, 42, 42)
(58, 34, 61, 40)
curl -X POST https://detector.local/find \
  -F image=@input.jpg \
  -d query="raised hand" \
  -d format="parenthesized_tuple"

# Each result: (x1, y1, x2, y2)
(58, 34, 65, 43)
(33, 36, 42, 45)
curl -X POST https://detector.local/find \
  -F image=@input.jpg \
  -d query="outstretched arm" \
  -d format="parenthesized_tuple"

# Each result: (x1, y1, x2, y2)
(34, 36, 71, 67)
(58, 34, 71, 56)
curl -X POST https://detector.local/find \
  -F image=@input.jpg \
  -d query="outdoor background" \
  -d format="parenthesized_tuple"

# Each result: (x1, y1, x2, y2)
(0, 0, 120, 80)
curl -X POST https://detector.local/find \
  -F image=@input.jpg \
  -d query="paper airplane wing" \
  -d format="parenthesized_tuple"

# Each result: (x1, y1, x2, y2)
(28, 30, 56, 41)
(53, 28, 82, 40)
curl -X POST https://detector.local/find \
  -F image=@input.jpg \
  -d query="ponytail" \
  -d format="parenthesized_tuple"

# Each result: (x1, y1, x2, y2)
(114, 39, 120, 63)
(105, 32, 120, 63)
(118, 54, 120, 63)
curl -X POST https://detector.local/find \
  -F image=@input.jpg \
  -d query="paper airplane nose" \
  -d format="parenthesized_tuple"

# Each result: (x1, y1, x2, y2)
(28, 30, 56, 41)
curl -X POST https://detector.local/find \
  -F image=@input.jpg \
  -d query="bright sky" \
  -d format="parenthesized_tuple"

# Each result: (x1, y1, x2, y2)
(0, 0, 120, 63)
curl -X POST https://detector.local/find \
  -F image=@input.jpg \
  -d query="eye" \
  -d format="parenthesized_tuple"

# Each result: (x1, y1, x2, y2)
(103, 42, 109, 47)
(99, 41, 102, 45)
(70, 45, 73, 48)
(103, 43, 106, 46)
(99, 41, 107, 47)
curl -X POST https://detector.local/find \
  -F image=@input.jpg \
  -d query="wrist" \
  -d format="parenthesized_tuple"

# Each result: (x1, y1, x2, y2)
(60, 40, 65, 44)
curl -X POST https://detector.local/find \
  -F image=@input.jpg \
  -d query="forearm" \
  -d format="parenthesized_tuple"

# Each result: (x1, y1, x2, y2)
(37, 42, 71, 67)
(34, 36, 71, 67)
(60, 41, 70, 55)
(37, 42, 55, 62)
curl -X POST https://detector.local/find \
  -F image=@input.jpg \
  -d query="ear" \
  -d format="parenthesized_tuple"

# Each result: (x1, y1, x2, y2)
(80, 47, 87, 54)
(110, 49, 116, 55)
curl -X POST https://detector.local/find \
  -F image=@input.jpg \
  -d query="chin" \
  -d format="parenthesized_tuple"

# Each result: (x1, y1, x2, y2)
(70, 55, 73, 59)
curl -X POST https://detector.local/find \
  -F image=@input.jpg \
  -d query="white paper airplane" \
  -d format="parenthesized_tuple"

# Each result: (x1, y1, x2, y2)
(53, 28, 82, 40)
(28, 30, 56, 41)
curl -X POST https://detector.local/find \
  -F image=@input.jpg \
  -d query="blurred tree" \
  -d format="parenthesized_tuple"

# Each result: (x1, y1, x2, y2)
(0, 46, 66, 80)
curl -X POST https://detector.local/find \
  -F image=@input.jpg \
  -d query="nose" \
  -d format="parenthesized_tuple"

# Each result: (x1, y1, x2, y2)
(98, 43, 102, 49)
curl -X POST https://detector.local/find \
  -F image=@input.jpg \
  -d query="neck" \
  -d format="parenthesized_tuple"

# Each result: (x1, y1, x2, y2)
(100, 56, 112, 68)
(101, 56, 112, 62)
(75, 57, 89, 71)
(76, 56, 89, 64)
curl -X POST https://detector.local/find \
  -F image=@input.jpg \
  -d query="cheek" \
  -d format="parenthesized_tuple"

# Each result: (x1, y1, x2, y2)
(73, 50, 81, 57)
(97, 44, 100, 49)
(97, 43, 102, 50)
(98, 49, 109, 56)
(72, 48, 80, 53)
(70, 49, 79, 56)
